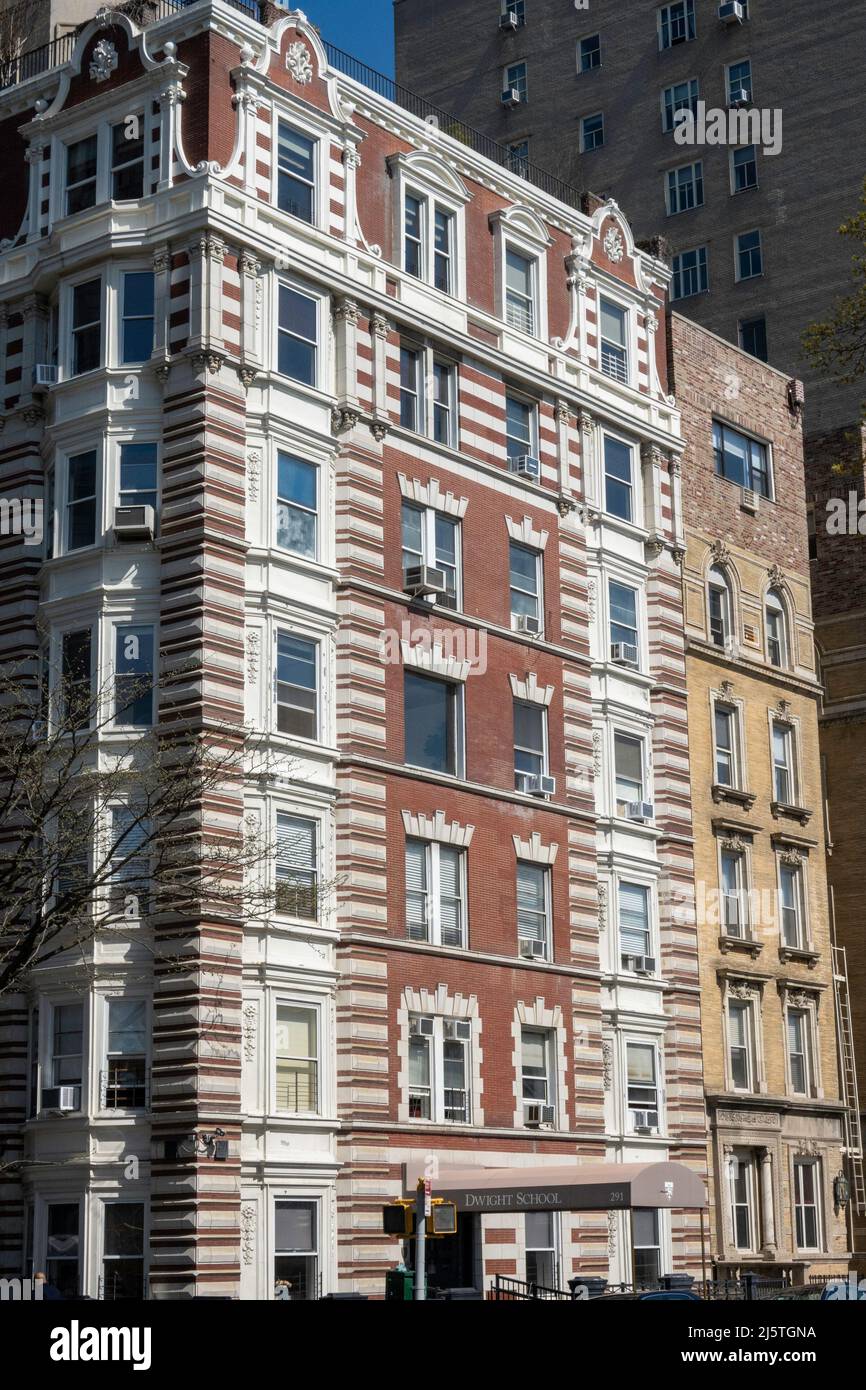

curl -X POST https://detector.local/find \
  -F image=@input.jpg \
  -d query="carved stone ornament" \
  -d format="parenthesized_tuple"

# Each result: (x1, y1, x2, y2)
(586, 578, 597, 623)
(603, 227, 625, 263)
(286, 41, 314, 85)
(370, 420, 389, 442)
(720, 835, 747, 856)
(779, 848, 804, 868)
(247, 449, 261, 502)
(597, 882, 607, 932)
(89, 38, 118, 83)
(241, 1204, 256, 1265)
(332, 406, 361, 435)
(728, 980, 757, 1001)
(242, 1002, 257, 1060)
(767, 563, 784, 587)
(719, 680, 735, 700)
(711, 539, 731, 566)
(592, 730, 603, 777)
(601, 1039, 613, 1090)
(238, 365, 258, 389)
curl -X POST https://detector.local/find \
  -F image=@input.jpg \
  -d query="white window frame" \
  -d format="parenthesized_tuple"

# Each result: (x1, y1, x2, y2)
(400, 498, 462, 608)
(765, 588, 788, 668)
(56, 621, 96, 730)
(109, 113, 147, 202)
(44, 998, 86, 1099)
(504, 60, 528, 101)
(513, 699, 549, 787)
(785, 1004, 816, 1098)
(617, 878, 655, 970)
(612, 728, 647, 817)
(725, 57, 753, 106)
(719, 842, 751, 939)
(607, 575, 641, 668)
(598, 294, 631, 385)
(405, 838, 467, 948)
(112, 621, 156, 730)
(771, 718, 798, 805)
(792, 1157, 823, 1253)
(726, 994, 758, 1093)
(516, 860, 552, 960)
(273, 994, 323, 1117)
(509, 539, 543, 629)
(729, 1148, 759, 1253)
(624, 1036, 662, 1133)
(388, 153, 469, 301)
(708, 565, 733, 647)
(117, 267, 155, 368)
(407, 1014, 473, 1125)
(661, 77, 699, 133)
(666, 160, 704, 215)
(59, 443, 100, 556)
(275, 450, 319, 560)
(273, 1196, 322, 1301)
(274, 628, 320, 744)
(504, 388, 538, 463)
(671, 245, 709, 299)
(577, 32, 602, 73)
(66, 272, 104, 378)
(40, 1197, 84, 1297)
(734, 227, 763, 282)
(101, 995, 149, 1113)
(100, 1199, 149, 1302)
(520, 1026, 556, 1123)
(524, 1210, 561, 1290)
(397, 341, 459, 448)
(275, 275, 324, 392)
(713, 700, 740, 788)
(272, 109, 325, 228)
(274, 810, 319, 922)
(601, 429, 638, 524)
(778, 856, 808, 950)
(657, 0, 696, 51)
(730, 143, 759, 194)
(51, 108, 155, 228)
(491, 209, 551, 342)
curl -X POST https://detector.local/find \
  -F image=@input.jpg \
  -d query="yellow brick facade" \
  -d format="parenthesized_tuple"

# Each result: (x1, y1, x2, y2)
(684, 528, 851, 1276)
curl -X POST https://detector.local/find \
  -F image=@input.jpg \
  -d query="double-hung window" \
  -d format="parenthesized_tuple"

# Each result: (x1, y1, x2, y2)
(275, 1202, 318, 1300)
(509, 541, 542, 628)
(505, 61, 528, 100)
(114, 625, 155, 728)
(120, 272, 154, 364)
(739, 315, 768, 362)
(513, 700, 546, 788)
(517, 862, 550, 959)
(102, 1203, 146, 1301)
(727, 59, 753, 106)
(633, 1210, 662, 1287)
(603, 436, 633, 521)
(275, 633, 318, 739)
(580, 113, 604, 152)
(619, 882, 651, 966)
(111, 119, 145, 200)
(765, 590, 787, 667)
(277, 122, 316, 222)
(275, 814, 318, 919)
(779, 859, 805, 948)
(609, 581, 639, 665)
(61, 629, 93, 729)
(404, 671, 463, 776)
(626, 1041, 659, 1130)
(404, 194, 423, 278)
(614, 732, 644, 815)
(671, 246, 708, 299)
(276, 1003, 318, 1112)
(659, 0, 695, 50)
(521, 1027, 554, 1121)
(408, 1016, 471, 1123)
(119, 442, 157, 512)
(662, 78, 699, 133)
(433, 207, 454, 293)
(772, 721, 795, 804)
(46, 1204, 81, 1298)
(66, 136, 98, 214)
(66, 450, 97, 551)
(505, 247, 536, 335)
(277, 453, 317, 558)
(732, 145, 758, 192)
(730, 1151, 757, 1250)
(104, 999, 147, 1109)
(405, 838, 465, 947)
(787, 1007, 813, 1096)
(526, 1213, 559, 1289)
(401, 502, 460, 608)
(714, 704, 738, 786)
(736, 229, 762, 280)
(403, 193, 456, 293)
(793, 1159, 821, 1250)
(728, 999, 754, 1091)
(109, 806, 151, 919)
(505, 393, 535, 463)
(712, 420, 770, 497)
(599, 299, 628, 382)
(708, 566, 732, 645)
(399, 344, 422, 431)
(71, 279, 102, 375)
(579, 34, 601, 71)
(277, 283, 317, 386)
(721, 848, 748, 937)
(51, 1002, 84, 1091)
(667, 161, 703, 214)
(432, 359, 456, 445)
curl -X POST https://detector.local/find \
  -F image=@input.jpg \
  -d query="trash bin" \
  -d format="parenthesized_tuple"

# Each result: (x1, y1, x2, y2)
(385, 1268, 416, 1301)
(569, 1275, 608, 1299)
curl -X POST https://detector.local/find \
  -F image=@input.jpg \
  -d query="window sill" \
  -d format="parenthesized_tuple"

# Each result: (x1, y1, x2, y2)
(718, 934, 763, 958)
(779, 946, 821, 968)
(712, 784, 757, 810)
(770, 801, 813, 827)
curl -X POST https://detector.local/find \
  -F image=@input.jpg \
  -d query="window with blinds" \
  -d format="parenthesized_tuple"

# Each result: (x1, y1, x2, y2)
(110, 806, 151, 918)
(517, 861, 550, 958)
(275, 814, 318, 919)
(405, 839, 464, 947)
(619, 882, 650, 960)
(276, 1004, 318, 1113)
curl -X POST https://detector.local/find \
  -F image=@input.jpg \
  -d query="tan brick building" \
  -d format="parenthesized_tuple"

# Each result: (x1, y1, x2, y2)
(671, 312, 854, 1277)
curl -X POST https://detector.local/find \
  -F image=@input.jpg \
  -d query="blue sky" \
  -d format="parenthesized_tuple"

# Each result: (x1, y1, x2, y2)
(303, 0, 395, 73)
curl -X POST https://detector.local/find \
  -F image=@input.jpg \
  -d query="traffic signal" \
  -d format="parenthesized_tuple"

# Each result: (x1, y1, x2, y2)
(429, 1200, 457, 1236)
(382, 1201, 415, 1236)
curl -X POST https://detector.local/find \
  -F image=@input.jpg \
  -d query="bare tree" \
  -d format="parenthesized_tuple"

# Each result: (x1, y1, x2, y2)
(0, 0, 32, 85)
(0, 649, 323, 998)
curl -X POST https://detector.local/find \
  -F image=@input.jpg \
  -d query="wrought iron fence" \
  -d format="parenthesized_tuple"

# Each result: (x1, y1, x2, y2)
(493, 1272, 813, 1302)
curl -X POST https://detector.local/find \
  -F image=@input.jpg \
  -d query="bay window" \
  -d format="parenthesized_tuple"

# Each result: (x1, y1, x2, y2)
(119, 442, 158, 511)
(114, 625, 155, 728)
(609, 580, 639, 664)
(277, 283, 318, 386)
(46, 1204, 81, 1298)
(111, 119, 144, 200)
(61, 628, 93, 729)
(71, 279, 102, 375)
(120, 271, 154, 364)
(109, 806, 151, 919)
(66, 450, 97, 550)
(102, 1203, 145, 1301)
(66, 136, 97, 214)
(50, 1002, 83, 1091)
(603, 436, 633, 521)
(614, 732, 644, 815)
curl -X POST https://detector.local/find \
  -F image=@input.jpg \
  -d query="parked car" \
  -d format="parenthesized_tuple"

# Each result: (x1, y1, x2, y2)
(600, 1290, 703, 1302)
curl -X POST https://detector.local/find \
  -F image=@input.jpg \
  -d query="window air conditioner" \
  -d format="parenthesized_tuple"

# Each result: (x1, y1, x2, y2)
(636, 955, 656, 975)
(740, 486, 758, 513)
(403, 564, 447, 598)
(514, 613, 541, 636)
(41, 1084, 81, 1113)
(632, 1108, 659, 1133)
(510, 454, 541, 480)
(409, 1017, 434, 1038)
(499, 10, 520, 30)
(729, 87, 750, 107)
(526, 773, 556, 798)
(627, 801, 654, 822)
(519, 938, 546, 960)
(525, 1103, 556, 1128)
(443, 1019, 471, 1041)
(114, 504, 155, 541)
(501, 88, 523, 107)
(32, 364, 60, 391)
(718, 1, 745, 24)
(610, 642, 639, 667)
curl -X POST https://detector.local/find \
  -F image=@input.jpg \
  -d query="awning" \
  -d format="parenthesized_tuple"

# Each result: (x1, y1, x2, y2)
(404, 1159, 707, 1212)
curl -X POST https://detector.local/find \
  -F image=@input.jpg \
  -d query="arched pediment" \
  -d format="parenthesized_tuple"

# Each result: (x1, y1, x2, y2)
(490, 202, 553, 248)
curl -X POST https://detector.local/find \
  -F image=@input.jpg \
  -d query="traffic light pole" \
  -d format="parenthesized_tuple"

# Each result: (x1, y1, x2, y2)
(414, 1178, 427, 1301)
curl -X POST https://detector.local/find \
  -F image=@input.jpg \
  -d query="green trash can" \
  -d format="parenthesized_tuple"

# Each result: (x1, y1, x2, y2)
(385, 1268, 416, 1301)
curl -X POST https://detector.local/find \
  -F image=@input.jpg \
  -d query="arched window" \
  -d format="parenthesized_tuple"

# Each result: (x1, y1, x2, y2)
(708, 565, 733, 647)
(766, 589, 788, 668)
